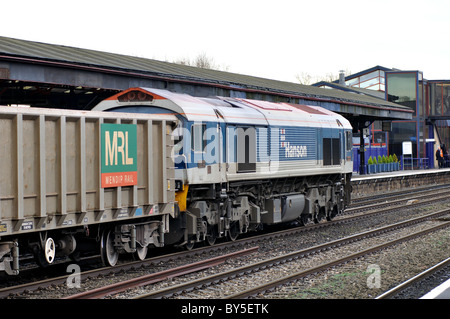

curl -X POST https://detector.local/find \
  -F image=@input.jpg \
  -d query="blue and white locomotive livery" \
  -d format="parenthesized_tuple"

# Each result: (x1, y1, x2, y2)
(94, 87, 353, 247)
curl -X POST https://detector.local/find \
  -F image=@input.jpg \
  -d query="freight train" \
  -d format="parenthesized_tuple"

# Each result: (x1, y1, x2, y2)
(0, 88, 352, 275)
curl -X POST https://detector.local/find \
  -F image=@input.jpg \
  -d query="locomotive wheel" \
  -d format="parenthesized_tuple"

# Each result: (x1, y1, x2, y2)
(228, 221, 240, 241)
(100, 229, 119, 267)
(327, 204, 339, 221)
(205, 224, 218, 246)
(185, 240, 195, 250)
(314, 205, 326, 224)
(298, 214, 311, 226)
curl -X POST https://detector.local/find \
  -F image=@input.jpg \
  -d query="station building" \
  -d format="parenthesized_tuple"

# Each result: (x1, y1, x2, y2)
(314, 65, 450, 170)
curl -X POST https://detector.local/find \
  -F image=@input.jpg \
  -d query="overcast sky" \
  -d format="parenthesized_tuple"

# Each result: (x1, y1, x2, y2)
(2, 0, 450, 83)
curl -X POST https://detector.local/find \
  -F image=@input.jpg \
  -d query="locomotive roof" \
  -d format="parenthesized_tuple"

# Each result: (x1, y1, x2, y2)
(94, 87, 351, 129)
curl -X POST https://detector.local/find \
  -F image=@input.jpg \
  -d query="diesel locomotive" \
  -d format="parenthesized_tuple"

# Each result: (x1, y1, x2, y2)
(94, 88, 353, 254)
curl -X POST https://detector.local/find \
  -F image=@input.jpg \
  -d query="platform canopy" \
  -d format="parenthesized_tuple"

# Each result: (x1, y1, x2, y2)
(0, 36, 412, 125)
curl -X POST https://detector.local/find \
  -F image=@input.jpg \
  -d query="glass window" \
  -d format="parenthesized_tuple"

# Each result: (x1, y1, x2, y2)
(191, 123, 206, 152)
(443, 83, 450, 116)
(346, 77, 360, 87)
(430, 83, 445, 116)
(373, 131, 386, 145)
(389, 122, 417, 157)
(429, 83, 441, 116)
(345, 70, 385, 91)
(346, 131, 353, 151)
(419, 81, 423, 117)
(360, 77, 380, 89)
(360, 71, 379, 83)
(436, 120, 450, 157)
(386, 72, 417, 115)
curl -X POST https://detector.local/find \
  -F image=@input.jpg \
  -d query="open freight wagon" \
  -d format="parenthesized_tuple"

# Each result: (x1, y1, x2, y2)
(0, 106, 176, 274)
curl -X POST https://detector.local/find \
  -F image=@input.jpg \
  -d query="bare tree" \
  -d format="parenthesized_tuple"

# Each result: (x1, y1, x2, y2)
(295, 69, 351, 85)
(173, 52, 229, 71)
(324, 72, 339, 82)
(193, 52, 214, 69)
(295, 72, 315, 85)
(173, 56, 192, 66)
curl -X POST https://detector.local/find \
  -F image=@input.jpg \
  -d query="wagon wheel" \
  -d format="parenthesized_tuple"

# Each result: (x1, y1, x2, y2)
(135, 244, 148, 261)
(44, 238, 56, 264)
(69, 251, 82, 263)
(100, 229, 119, 267)
(34, 237, 56, 268)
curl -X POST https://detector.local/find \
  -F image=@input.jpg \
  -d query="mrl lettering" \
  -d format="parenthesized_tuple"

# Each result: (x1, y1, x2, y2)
(105, 131, 134, 166)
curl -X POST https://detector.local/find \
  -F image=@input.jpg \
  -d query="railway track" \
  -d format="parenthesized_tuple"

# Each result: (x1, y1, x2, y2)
(349, 183, 450, 207)
(134, 210, 450, 299)
(345, 187, 450, 215)
(225, 222, 450, 299)
(375, 257, 450, 299)
(2, 185, 449, 299)
(63, 247, 259, 299)
(0, 239, 257, 299)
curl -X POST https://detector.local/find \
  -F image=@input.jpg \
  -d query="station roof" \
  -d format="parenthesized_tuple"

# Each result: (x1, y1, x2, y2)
(0, 36, 412, 121)
(312, 81, 386, 99)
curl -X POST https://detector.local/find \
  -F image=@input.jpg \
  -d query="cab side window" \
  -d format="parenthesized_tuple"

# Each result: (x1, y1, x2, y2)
(191, 123, 206, 153)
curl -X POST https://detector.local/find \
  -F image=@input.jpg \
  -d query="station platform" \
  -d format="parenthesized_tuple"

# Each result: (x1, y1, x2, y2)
(352, 167, 450, 182)
(350, 167, 450, 197)
(421, 278, 450, 299)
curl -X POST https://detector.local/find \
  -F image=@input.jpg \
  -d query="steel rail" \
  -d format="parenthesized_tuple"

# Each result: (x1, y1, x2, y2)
(345, 189, 450, 215)
(0, 240, 255, 299)
(349, 183, 450, 207)
(62, 246, 259, 299)
(135, 210, 450, 299)
(375, 257, 450, 299)
(225, 221, 450, 299)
